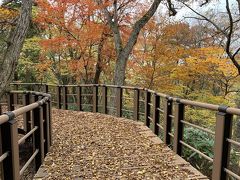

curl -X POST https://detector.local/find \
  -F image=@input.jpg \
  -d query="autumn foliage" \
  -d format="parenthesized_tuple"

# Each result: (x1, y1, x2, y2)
(12, 0, 236, 106)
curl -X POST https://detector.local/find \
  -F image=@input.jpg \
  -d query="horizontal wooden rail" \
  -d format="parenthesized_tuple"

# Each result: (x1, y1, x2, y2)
(227, 138, 240, 147)
(0, 152, 9, 163)
(19, 149, 39, 175)
(18, 126, 38, 145)
(224, 168, 240, 179)
(180, 120, 215, 135)
(180, 140, 214, 162)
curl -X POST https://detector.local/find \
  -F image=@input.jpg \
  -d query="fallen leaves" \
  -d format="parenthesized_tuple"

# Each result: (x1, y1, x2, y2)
(34, 109, 205, 179)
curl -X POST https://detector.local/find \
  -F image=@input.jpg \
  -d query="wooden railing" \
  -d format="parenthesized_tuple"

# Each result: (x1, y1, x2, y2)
(0, 91, 51, 180)
(7, 83, 240, 180)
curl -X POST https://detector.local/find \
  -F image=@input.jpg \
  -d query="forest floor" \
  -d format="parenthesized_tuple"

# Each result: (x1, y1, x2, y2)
(34, 109, 208, 180)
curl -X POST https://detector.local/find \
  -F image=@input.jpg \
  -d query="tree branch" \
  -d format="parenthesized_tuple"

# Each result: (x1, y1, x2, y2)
(233, 47, 240, 58)
(225, 0, 233, 56)
(181, 2, 227, 37)
(97, 0, 123, 56)
(184, 16, 205, 21)
(167, 0, 177, 16)
(200, 0, 209, 7)
(123, 0, 162, 57)
(182, 0, 240, 75)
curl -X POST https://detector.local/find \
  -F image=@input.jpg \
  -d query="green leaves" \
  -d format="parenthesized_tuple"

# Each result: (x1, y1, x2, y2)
(182, 127, 214, 176)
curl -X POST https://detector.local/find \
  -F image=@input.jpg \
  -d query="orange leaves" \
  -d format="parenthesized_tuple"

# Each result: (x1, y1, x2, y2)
(35, 0, 117, 83)
(36, 0, 106, 48)
(40, 36, 69, 52)
(36, 60, 51, 72)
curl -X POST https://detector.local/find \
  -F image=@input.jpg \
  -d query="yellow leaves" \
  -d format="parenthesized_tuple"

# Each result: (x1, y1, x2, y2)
(0, 7, 18, 19)
(0, 7, 18, 26)
(198, 46, 225, 57)
(172, 46, 238, 81)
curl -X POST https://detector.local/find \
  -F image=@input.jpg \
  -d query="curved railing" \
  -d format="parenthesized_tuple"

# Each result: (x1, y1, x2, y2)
(6, 83, 240, 179)
(0, 90, 51, 180)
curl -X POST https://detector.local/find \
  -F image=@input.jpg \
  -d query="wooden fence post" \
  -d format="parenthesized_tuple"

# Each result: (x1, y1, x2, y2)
(163, 97, 172, 145)
(102, 86, 107, 114)
(93, 85, 98, 113)
(134, 89, 139, 121)
(42, 102, 50, 156)
(23, 93, 31, 133)
(76, 86, 82, 111)
(144, 90, 151, 127)
(47, 100, 52, 146)
(116, 87, 122, 117)
(2, 112, 20, 180)
(62, 86, 67, 110)
(33, 106, 44, 170)
(212, 106, 232, 180)
(44, 84, 48, 93)
(0, 126, 3, 180)
(173, 99, 185, 155)
(7, 93, 14, 111)
(56, 86, 61, 109)
(153, 94, 160, 135)
(14, 84, 18, 105)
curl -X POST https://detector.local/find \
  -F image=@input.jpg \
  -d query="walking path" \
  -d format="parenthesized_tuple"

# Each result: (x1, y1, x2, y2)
(34, 109, 208, 179)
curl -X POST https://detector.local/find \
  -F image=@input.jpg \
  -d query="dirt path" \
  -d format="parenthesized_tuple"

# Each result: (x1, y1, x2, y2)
(34, 109, 208, 180)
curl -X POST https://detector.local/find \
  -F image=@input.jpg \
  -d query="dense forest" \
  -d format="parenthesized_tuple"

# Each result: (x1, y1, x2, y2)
(0, 0, 240, 178)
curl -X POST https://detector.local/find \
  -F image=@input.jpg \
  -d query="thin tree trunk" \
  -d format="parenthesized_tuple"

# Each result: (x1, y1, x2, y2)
(112, 0, 162, 86)
(0, 0, 33, 98)
(94, 34, 106, 84)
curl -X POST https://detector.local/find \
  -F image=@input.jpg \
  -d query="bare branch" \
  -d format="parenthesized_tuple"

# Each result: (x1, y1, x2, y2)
(117, 0, 132, 11)
(200, 0, 209, 7)
(1, 0, 14, 6)
(181, 2, 227, 37)
(184, 16, 205, 21)
(233, 47, 240, 58)
(123, 0, 162, 56)
(223, 18, 240, 32)
(182, 0, 240, 75)
(167, 0, 177, 16)
(225, 0, 233, 56)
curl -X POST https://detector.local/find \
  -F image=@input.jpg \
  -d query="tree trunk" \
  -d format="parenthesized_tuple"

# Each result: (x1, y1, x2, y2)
(94, 33, 106, 84)
(113, 53, 128, 86)
(112, 0, 162, 86)
(100, 0, 162, 114)
(0, 0, 33, 98)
